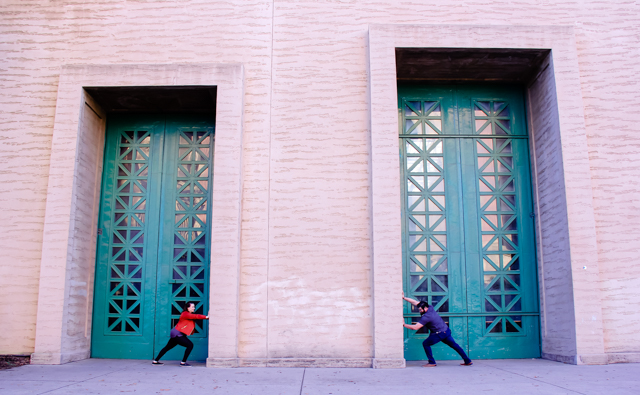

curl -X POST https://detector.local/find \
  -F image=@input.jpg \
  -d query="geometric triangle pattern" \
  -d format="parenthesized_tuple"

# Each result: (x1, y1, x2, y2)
(170, 130, 213, 335)
(476, 133, 523, 334)
(403, 136, 449, 314)
(473, 100, 511, 136)
(107, 130, 151, 334)
(401, 99, 443, 135)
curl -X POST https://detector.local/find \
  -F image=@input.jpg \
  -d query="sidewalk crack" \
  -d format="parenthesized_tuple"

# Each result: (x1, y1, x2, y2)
(298, 367, 306, 395)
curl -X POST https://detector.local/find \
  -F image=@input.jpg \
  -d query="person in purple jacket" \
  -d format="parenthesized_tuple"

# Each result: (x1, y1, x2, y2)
(403, 293, 473, 367)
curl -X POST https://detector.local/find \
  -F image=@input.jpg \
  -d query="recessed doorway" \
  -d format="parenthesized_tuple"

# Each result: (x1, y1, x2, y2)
(91, 114, 214, 360)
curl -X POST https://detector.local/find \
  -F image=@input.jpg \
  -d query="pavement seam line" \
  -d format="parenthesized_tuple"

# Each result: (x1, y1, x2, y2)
(35, 361, 148, 395)
(484, 363, 588, 395)
(299, 367, 306, 395)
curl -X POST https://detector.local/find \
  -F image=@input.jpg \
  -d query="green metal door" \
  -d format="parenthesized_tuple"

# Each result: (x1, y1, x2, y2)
(92, 114, 214, 360)
(400, 84, 540, 361)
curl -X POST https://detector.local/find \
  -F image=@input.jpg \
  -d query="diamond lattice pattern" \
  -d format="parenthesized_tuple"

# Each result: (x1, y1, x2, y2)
(477, 136, 523, 334)
(405, 138, 449, 315)
(473, 101, 512, 135)
(170, 131, 212, 335)
(107, 130, 151, 334)
(402, 100, 443, 135)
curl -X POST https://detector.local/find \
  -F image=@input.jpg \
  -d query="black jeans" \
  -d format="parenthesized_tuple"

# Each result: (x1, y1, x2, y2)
(422, 328, 471, 364)
(154, 335, 194, 362)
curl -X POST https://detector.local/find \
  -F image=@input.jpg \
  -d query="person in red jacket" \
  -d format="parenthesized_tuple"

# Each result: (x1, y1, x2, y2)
(152, 301, 209, 367)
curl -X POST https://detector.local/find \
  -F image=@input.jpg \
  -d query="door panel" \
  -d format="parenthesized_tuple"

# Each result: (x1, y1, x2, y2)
(401, 136, 467, 361)
(154, 117, 214, 361)
(92, 116, 165, 359)
(92, 114, 214, 360)
(461, 136, 540, 359)
(399, 84, 540, 360)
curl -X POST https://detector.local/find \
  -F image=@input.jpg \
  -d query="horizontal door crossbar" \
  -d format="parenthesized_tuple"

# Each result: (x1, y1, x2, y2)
(404, 312, 540, 318)
(399, 134, 529, 139)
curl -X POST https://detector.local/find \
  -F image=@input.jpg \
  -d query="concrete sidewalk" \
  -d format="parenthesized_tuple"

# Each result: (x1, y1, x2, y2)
(1, 358, 639, 395)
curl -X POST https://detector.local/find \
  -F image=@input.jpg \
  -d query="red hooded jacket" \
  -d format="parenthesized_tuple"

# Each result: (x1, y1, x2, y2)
(175, 311, 207, 336)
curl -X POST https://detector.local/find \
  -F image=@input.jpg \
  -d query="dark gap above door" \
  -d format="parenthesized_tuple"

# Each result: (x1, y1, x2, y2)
(396, 48, 550, 83)
(84, 86, 217, 116)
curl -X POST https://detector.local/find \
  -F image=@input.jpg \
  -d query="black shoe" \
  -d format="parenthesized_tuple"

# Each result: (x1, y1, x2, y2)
(180, 362, 191, 367)
(152, 360, 163, 365)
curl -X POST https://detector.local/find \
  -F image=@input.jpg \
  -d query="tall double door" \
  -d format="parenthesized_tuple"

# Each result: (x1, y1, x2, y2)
(400, 85, 540, 360)
(92, 114, 214, 360)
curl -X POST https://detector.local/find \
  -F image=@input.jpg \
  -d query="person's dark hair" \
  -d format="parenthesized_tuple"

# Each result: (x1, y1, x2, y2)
(416, 301, 429, 310)
(183, 301, 196, 312)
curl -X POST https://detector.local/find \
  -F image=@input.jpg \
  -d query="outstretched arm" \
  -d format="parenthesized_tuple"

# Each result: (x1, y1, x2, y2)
(181, 312, 209, 320)
(402, 292, 419, 306)
(403, 321, 424, 331)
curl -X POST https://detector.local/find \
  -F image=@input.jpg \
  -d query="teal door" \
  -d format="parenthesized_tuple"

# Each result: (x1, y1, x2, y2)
(92, 114, 214, 360)
(400, 85, 540, 360)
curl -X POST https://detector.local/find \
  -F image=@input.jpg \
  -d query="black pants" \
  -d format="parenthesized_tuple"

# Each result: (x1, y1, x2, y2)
(422, 328, 471, 364)
(154, 336, 193, 362)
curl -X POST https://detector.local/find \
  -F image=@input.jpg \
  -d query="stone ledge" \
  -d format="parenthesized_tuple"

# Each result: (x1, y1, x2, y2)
(31, 350, 90, 365)
(207, 358, 374, 368)
(542, 352, 640, 365)
(607, 352, 640, 364)
(542, 352, 577, 364)
(578, 353, 609, 365)
(373, 358, 406, 369)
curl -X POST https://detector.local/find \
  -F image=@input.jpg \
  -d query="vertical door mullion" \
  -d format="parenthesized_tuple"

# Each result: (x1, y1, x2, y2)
(513, 138, 540, 342)
(459, 136, 485, 357)
(145, 120, 164, 353)
(145, 118, 166, 353)
(450, 89, 471, 355)
(444, 136, 469, 354)
(455, 88, 485, 360)
(153, 117, 174, 358)
(513, 138, 538, 312)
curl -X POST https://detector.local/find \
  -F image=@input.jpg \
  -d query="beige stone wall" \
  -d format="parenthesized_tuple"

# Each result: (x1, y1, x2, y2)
(31, 88, 106, 364)
(1, 0, 639, 361)
(527, 55, 578, 359)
